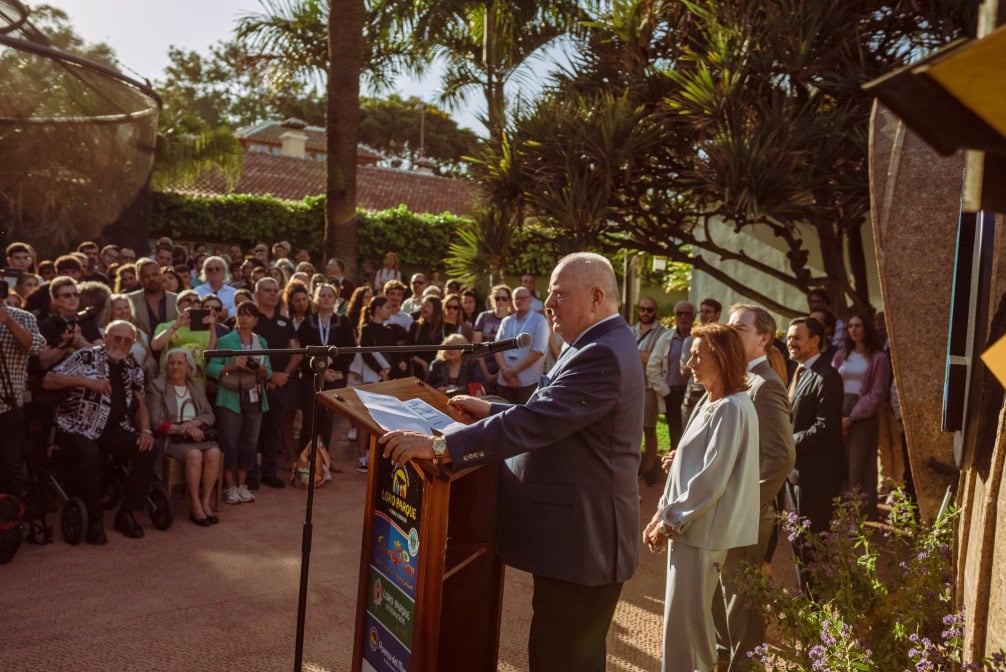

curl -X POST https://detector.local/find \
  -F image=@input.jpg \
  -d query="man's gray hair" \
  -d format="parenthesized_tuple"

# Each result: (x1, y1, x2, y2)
(255, 276, 279, 293)
(105, 319, 137, 339)
(199, 255, 229, 283)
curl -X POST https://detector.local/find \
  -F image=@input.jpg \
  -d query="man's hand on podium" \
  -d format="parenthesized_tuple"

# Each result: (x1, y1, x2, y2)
(447, 395, 491, 419)
(380, 430, 448, 467)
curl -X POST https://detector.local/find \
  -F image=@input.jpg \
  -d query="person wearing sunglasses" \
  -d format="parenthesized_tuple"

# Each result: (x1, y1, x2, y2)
(194, 256, 237, 318)
(151, 289, 218, 387)
(37, 276, 103, 371)
(632, 297, 668, 486)
(441, 292, 474, 342)
(472, 285, 513, 391)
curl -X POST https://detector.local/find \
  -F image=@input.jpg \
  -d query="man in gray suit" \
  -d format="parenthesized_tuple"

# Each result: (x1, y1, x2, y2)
(381, 252, 643, 672)
(714, 305, 796, 670)
(126, 259, 177, 339)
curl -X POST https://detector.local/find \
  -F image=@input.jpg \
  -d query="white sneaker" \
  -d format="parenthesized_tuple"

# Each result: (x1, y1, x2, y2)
(356, 458, 368, 474)
(224, 487, 241, 505)
(348, 427, 358, 440)
(237, 484, 255, 503)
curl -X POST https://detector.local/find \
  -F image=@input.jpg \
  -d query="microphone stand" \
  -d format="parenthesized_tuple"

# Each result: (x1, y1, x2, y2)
(204, 335, 526, 672)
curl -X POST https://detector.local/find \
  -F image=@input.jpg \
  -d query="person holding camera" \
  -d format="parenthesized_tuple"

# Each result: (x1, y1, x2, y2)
(151, 289, 217, 386)
(0, 298, 46, 500)
(37, 276, 103, 371)
(207, 302, 271, 506)
(147, 348, 221, 526)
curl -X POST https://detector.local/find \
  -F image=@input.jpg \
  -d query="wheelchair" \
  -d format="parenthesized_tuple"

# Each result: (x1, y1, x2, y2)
(40, 425, 175, 545)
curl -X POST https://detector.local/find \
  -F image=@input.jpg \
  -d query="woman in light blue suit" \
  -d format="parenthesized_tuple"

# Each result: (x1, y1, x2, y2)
(644, 323, 760, 672)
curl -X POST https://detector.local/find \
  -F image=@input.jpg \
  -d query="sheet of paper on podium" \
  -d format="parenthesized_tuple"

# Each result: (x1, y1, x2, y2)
(355, 388, 456, 434)
(981, 333, 1006, 388)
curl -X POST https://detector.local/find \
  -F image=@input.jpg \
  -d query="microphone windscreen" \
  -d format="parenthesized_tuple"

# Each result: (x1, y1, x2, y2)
(515, 332, 532, 348)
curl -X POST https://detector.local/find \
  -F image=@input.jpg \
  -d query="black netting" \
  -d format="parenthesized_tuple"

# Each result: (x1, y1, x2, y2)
(0, 0, 160, 254)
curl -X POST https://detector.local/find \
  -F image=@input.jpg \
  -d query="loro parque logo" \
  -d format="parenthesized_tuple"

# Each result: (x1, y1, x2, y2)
(392, 466, 409, 498)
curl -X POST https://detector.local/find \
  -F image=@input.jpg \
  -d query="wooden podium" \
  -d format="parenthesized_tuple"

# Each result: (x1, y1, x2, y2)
(318, 378, 504, 672)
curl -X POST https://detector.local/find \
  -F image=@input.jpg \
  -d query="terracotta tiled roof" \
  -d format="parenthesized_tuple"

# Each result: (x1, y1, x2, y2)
(236, 120, 383, 163)
(173, 150, 477, 216)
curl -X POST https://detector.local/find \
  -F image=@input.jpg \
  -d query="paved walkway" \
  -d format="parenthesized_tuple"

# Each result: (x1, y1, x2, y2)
(4, 455, 675, 672)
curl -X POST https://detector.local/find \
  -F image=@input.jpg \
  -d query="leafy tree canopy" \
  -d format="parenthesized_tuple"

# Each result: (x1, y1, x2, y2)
(359, 95, 479, 175)
(473, 0, 974, 316)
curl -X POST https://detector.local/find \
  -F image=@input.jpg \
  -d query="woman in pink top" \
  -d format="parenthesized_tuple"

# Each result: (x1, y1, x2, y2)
(832, 313, 891, 520)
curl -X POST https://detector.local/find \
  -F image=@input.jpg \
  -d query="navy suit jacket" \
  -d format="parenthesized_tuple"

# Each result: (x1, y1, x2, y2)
(445, 315, 643, 586)
(790, 354, 844, 491)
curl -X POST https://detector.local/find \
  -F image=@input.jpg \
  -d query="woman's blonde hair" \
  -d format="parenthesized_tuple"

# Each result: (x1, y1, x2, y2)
(436, 333, 469, 361)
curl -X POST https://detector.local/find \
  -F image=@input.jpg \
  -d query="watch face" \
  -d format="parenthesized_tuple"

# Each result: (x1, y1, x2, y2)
(433, 437, 446, 456)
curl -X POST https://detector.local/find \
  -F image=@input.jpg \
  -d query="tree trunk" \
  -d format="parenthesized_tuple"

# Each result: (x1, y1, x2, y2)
(845, 217, 873, 312)
(813, 217, 854, 318)
(325, 0, 364, 280)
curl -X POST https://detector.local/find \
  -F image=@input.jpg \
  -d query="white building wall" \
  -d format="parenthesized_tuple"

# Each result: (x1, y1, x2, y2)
(689, 217, 883, 332)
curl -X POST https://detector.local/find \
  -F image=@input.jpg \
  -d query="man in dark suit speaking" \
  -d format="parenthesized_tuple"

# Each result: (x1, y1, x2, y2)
(380, 252, 643, 671)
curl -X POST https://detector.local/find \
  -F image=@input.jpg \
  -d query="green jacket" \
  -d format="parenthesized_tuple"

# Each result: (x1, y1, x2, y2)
(206, 330, 272, 414)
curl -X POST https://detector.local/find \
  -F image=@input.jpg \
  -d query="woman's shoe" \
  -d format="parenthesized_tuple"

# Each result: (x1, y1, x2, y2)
(190, 513, 212, 527)
(206, 515, 220, 525)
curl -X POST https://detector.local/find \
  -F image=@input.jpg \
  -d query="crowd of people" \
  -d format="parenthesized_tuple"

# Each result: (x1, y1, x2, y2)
(1, 238, 908, 670)
(0, 237, 555, 541)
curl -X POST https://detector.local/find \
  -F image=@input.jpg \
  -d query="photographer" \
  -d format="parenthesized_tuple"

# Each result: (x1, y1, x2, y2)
(0, 296, 46, 499)
(37, 276, 103, 371)
(207, 302, 271, 506)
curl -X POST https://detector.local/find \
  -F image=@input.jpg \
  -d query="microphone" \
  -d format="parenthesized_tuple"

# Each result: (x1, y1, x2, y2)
(465, 332, 532, 357)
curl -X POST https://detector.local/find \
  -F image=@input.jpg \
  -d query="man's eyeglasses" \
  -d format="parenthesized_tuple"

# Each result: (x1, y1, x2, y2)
(204, 305, 222, 311)
(638, 306, 656, 313)
(107, 334, 135, 346)
(675, 311, 693, 317)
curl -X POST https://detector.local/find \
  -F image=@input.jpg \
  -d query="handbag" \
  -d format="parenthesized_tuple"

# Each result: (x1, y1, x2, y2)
(291, 439, 332, 489)
(220, 369, 258, 392)
(220, 337, 264, 392)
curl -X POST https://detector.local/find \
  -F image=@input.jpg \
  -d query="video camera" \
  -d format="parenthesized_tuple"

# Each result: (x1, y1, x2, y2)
(1, 227, 21, 300)
(0, 267, 18, 301)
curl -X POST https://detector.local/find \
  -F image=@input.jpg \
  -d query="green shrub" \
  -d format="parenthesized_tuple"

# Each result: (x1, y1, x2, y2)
(150, 192, 471, 271)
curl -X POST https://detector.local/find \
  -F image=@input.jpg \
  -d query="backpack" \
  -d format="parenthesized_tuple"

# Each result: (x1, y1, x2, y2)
(0, 494, 24, 564)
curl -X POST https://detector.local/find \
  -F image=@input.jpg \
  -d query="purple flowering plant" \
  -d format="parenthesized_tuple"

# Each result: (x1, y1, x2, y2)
(737, 489, 971, 670)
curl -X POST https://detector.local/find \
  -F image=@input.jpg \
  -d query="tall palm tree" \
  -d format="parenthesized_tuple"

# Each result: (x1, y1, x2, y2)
(389, 0, 582, 151)
(324, 0, 364, 271)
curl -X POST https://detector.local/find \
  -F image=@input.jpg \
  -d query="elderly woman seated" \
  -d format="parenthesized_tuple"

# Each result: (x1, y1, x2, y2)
(147, 348, 221, 527)
(425, 333, 485, 395)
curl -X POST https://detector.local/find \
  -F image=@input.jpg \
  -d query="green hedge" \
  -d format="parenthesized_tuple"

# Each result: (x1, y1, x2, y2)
(150, 192, 470, 271)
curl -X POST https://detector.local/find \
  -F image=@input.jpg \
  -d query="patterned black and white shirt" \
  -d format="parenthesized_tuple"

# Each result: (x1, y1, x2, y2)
(0, 306, 46, 414)
(51, 346, 145, 439)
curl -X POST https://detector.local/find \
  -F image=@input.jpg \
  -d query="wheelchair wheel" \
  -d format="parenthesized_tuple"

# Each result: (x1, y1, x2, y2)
(146, 482, 174, 530)
(61, 497, 88, 545)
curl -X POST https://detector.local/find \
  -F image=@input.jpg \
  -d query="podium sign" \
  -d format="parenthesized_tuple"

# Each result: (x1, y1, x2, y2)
(319, 379, 504, 672)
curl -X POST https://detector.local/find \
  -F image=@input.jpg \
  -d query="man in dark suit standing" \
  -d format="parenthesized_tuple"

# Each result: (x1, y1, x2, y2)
(381, 252, 643, 671)
(785, 316, 844, 596)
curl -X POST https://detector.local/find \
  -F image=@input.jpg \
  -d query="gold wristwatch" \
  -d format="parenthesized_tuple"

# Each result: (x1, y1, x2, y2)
(432, 436, 447, 464)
